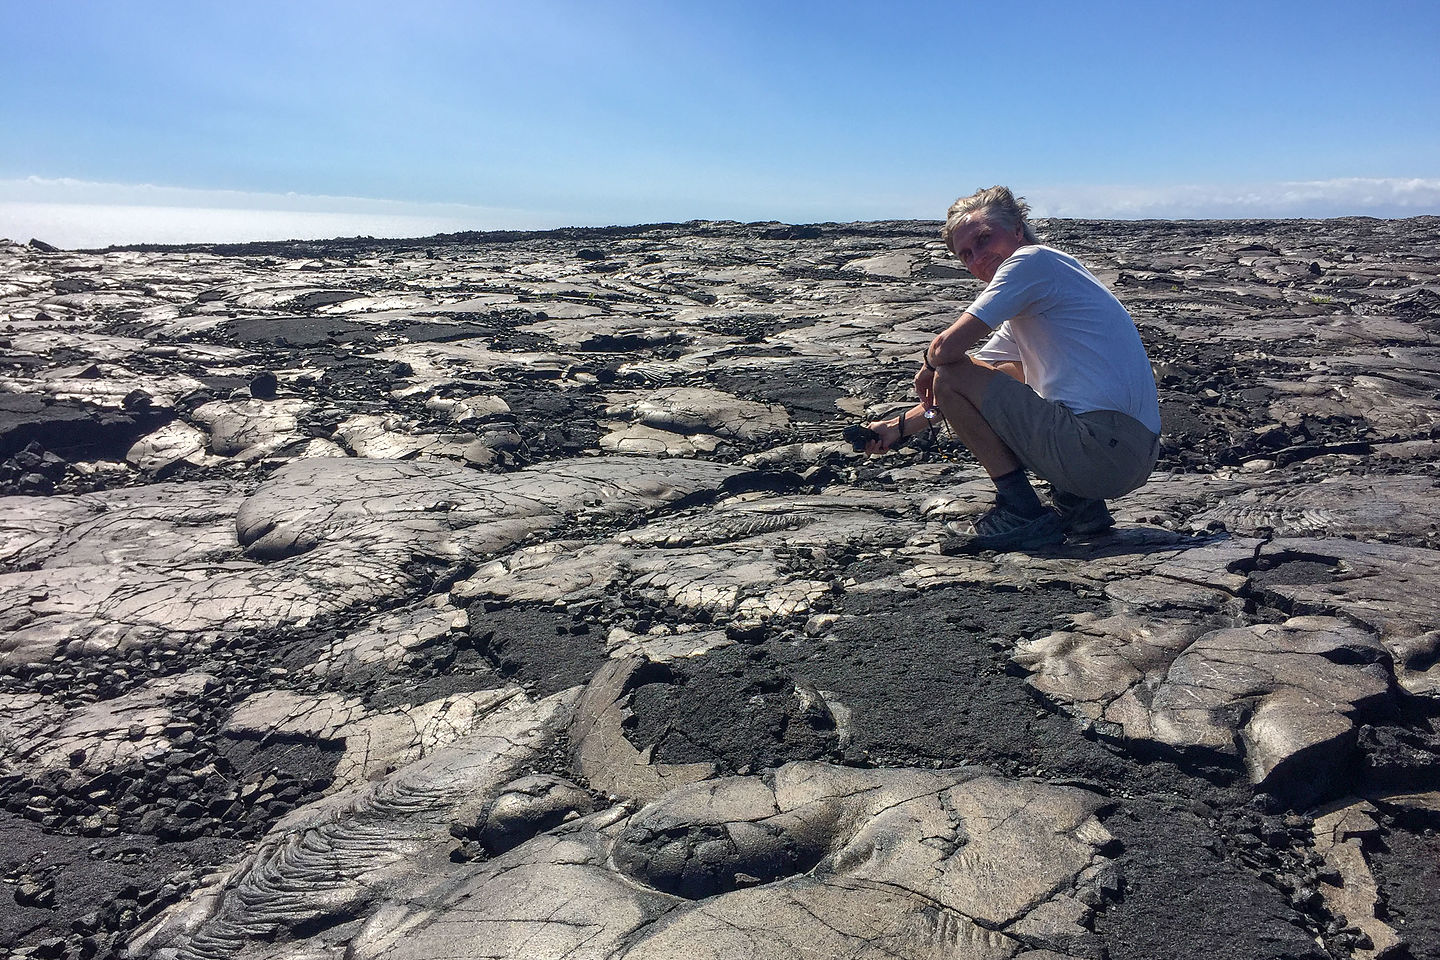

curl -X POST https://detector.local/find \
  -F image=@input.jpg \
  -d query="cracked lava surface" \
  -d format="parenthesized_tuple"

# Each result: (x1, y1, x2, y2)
(2, 216, 1439, 960)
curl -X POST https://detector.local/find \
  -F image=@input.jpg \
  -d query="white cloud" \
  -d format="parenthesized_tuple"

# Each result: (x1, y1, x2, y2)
(0, 177, 563, 248)
(1026, 177, 1440, 220)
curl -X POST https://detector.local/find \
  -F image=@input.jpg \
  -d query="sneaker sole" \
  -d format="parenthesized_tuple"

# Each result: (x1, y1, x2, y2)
(940, 519, 1066, 554)
(1064, 516, 1116, 537)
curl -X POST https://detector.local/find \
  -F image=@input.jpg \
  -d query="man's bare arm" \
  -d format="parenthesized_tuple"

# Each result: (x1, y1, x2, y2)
(926, 312, 992, 366)
(914, 312, 996, 409)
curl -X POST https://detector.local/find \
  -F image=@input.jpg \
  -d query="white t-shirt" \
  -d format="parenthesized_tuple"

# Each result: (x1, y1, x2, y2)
(969, 245, 1162, 435)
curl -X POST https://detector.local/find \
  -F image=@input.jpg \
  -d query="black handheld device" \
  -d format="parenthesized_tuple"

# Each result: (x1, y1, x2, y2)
(843, 424, 881, 452)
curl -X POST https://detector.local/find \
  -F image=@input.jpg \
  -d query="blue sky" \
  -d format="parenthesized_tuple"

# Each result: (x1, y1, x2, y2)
(3, 0, 1438, 246)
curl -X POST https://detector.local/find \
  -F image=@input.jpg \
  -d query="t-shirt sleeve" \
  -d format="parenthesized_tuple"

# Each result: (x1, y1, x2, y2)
(966, 248, 1051, 329)
(973, 320, 1021, 364)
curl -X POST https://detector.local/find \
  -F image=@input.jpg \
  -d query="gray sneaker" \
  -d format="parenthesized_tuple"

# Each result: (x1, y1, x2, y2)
(941, 505, 1065, 554)
(1052, 490, 1114, 536)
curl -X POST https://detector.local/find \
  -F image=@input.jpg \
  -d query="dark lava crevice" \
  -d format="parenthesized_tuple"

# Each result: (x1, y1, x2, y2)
(624, 654, 840, 775)
(618, 583, 1251, 800)
(1095, 800, 1331, 960)
(466, 604, 611, 697)
(1369, 810, 1440, 960)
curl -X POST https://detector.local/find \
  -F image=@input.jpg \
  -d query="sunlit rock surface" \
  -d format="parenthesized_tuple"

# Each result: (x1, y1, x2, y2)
(127, 688, 571, 959)
(0, 455, 738, 666)
(2, 218, 1438, 960)
(354, 762, 1115, 960)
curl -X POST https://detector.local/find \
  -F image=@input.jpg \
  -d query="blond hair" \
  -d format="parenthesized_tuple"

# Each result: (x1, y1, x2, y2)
(942, 185, 1039, 249)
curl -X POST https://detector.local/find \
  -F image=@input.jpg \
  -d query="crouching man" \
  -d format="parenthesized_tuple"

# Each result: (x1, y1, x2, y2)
(867, 185, 1161, 551)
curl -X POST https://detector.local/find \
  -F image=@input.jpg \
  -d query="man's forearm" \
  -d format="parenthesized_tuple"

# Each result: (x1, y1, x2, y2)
(896, 402, 929, 437)
(927, 312, 992, 366)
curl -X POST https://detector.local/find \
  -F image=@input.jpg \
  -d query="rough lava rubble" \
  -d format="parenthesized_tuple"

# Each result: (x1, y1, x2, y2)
(1, 216, 1439, 960)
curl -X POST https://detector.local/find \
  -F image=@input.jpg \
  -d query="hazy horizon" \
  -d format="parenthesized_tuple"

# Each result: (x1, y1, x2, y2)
(7, 174, 1438, 251)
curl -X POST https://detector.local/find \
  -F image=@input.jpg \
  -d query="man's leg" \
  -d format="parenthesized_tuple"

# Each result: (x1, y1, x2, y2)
(991, 360, 1025, 384)
(930, 358, 1061, 550)
(949, 369, 1159, 540)
(929, 358, 1020, 480)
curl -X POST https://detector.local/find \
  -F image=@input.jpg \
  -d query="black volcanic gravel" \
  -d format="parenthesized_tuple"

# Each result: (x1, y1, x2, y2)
(1371, 816, 1440, 959)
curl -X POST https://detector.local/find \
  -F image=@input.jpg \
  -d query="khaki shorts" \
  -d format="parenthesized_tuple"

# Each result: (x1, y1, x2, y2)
(981, 374, 1160, 500)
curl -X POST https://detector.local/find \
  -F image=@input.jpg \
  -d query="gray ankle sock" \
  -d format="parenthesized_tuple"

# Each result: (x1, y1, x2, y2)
(993, 469, 1044, 517)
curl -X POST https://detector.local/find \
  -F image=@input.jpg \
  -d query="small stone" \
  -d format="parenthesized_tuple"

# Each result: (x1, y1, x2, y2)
(726, 623, 767, 644)
(19, 472, 54, 494)
(122, 389, 154, 410)
(16, 880, 55, 908)
(249, 372, 279, 399)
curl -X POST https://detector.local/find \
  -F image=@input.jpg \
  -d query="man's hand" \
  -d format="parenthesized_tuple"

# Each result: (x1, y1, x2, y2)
(862, 417, 902, 454)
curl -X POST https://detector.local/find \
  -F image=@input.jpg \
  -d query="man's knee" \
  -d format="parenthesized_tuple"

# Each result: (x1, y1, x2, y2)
(933, 356, 996, 410)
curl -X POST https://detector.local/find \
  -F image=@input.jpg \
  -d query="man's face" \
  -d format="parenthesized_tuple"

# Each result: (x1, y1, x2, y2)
(946, 209, 1027, 283)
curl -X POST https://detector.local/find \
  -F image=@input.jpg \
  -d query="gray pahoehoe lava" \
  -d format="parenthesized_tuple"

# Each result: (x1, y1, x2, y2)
(1, 217, 1438, 960)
